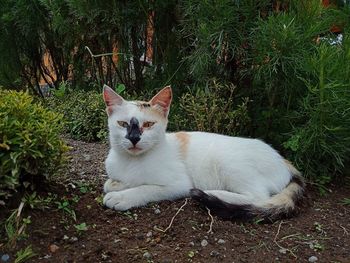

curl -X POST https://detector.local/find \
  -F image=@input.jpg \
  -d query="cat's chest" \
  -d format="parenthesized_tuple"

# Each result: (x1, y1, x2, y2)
(105, 149, 185, 186)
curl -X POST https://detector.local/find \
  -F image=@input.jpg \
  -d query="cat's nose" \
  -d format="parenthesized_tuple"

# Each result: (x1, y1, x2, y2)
(128, 135, 141, 146)
(126, 117, 141, 146)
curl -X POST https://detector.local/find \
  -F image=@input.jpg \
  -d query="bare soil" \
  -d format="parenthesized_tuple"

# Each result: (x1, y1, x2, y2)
(1, 139, 350, 263)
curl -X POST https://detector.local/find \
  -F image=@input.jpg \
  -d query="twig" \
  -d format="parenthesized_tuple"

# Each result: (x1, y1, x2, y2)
(155, 198, 188, 233)
(340, 225, 349, 235)
(274, 221, 297, 259)
(280, 233, 301, 241)
(206, 207, 214, 234)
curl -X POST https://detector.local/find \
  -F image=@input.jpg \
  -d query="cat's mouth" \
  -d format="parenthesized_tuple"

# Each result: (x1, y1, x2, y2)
(128, 146, 143, 152)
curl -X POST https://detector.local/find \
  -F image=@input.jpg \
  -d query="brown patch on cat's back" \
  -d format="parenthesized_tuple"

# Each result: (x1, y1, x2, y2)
(175, 132, 190, 158)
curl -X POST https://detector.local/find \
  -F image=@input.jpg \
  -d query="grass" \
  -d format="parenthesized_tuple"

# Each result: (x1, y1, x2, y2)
(340, 198, 350, 206)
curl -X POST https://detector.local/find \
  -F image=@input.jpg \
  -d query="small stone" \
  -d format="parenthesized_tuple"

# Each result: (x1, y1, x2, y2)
(43, 255, 51, 259)
(63, 235, 69, 240)
(279, 248, 287, 254)
(154, 209, 161, 214)
(114, 239, 121, 243)
(83, 154, 91, 161)
(49, 244, 59, 253)
(217, 239, 226, 244)
(146, 231, 153, 237)
(189, 241, 195, 246)
(308, 256, 318, 263)
(70, 236, 78, 243)
(120, 227, 129, 232)
(143, 252, 152, 259)
(210, 250, 220, 257)
(1, 254, 10, 262)
(201, 239, 208, 247)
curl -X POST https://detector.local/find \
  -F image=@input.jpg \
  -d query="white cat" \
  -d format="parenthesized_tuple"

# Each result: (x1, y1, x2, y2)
(102, 85, 305, 221)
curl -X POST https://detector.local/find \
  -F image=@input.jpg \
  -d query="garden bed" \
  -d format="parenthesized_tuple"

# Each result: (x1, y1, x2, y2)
(1, 138, 349, 263)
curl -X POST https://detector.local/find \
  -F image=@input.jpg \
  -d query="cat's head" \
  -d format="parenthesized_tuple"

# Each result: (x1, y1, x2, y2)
(103, 85, 172, 156)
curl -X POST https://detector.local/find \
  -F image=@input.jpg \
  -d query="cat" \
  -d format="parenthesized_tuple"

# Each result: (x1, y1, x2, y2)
(102, 84, 305, 221)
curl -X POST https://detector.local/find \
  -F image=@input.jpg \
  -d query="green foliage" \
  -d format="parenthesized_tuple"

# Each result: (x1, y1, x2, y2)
(56, 197, 77, 222)
(74, 222, 88, 233)
(48, 90, 107, 142)
(284, 40, 350, 183)
(248, 1, 339, 140)
(5, 202, 31, 247)
(0, 0, 183, 93)
(15, 246, 36, 263)
(0, 89, 67, 201)
(341, 198, 350, 205)
(181, 0, 270, 83)
(170, 80, 250, 136)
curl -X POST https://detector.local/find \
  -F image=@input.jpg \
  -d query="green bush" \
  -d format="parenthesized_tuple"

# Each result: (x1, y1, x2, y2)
(284, 41, 350, 187)
(170, 80, 250, 136)
(0, 89, 68, 201)
(48, 90, 107, 142)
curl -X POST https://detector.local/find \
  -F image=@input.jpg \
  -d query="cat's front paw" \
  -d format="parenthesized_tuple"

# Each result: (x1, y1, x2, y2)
(103, 178, 126, 193)
(103, 192, 134, 211)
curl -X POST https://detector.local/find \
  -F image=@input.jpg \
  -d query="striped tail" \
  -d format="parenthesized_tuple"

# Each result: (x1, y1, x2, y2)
(190, 163, 306, 223)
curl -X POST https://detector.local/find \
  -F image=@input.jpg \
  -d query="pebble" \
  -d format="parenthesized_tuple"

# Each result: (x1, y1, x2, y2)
(1, 254, 10, 262)
(201, 239, 208, 247)
(49, 244, 60, 253)
(154, 209, 161, 214)
(83, 154, 91, 161)
(217, 239, 226, 244)
(70, 236, 78, 243)
(143, 252, 152, 259)
(308, 256, 318, 262)
(279, 248, 287, 254)
(146, 231, 153, 237)
(63, 235, 69, 240)
(189, 241, 195, 246)
(210, 250, 220, 257)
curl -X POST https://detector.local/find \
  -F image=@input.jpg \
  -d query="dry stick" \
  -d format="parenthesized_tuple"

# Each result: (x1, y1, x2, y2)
(155, 198, 188, 233)
(340, 225, 349, 235)
(274, 221, 297, 259)
(206, 207, 214, 234)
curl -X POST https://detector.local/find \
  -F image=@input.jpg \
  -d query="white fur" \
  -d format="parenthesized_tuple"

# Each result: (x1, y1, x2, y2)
(102, 87, 293, 211)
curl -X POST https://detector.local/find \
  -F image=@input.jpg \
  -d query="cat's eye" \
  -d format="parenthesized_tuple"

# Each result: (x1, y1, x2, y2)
(143, 121, 156, 128)
(117, 121, 129, 128)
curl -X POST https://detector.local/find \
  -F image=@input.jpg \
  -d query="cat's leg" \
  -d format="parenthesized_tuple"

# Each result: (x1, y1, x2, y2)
(103, 184, 190, 210)
(103, 178, 129, 193)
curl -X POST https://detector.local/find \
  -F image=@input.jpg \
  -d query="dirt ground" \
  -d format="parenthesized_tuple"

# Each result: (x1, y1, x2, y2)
(1, 138, 350, 263)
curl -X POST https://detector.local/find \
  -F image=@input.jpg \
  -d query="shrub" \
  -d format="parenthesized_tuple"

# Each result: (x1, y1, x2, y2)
(284, 41, 350, 187)
(169, 80, 250, 136)
(0, 89, 68, 201)
(48, 90, 107, 142)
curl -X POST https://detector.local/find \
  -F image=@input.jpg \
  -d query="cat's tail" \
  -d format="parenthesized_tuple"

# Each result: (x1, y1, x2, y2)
(190, 163, 306, 223)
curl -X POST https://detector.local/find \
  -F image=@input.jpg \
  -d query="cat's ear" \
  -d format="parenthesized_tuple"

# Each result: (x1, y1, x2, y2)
(150, 86, 172, 117)
(103, 84, 124, 115)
